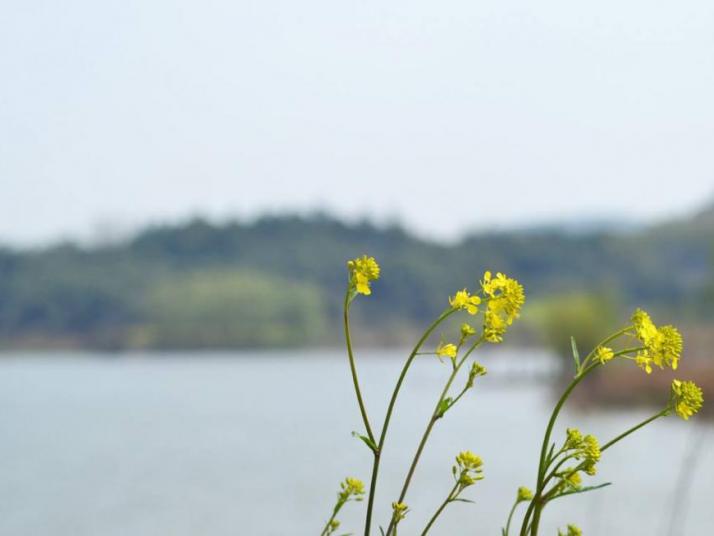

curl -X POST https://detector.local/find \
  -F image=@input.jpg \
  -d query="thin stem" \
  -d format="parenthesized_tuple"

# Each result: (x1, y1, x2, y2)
(362, 308, 456, 536)
(503, 499, 521, 536)
(519, 500, 536, 536)
(421, 481, 460, 535)
(601, 410, 668, 452)
(525, 338, 639, 536)
(386, 338, 484, 536)
(344, 292, 375, 444)
(525, 362, 599, 536)
(320, 500, 345, 536)
(580, 326, 634, 369)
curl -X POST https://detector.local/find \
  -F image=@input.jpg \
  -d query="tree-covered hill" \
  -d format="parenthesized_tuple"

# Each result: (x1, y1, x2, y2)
(0, 208, 711, 349)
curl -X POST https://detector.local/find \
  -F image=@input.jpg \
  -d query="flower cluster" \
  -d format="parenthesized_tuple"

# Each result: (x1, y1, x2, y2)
(564, 428, 601, 476)
(338, 477, 365, 503)
(454, 450, 484, 488)
(481, 271, 525, 323)
(347, 255, 380, 297)
(631, 309, 683, 373)
(481, 271, 525, 343)
(323, 477, 365, 536)
(670, 379, 704, 420)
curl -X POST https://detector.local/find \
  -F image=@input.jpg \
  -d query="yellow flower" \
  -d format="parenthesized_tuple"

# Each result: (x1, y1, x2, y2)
(595, 346, 614, 364)
(456, 450, 483, 470)
(632, 308, 658, 344)
(347, 255, 380, 296)
(460, 323, 477, 339)
(671, 379, 704, 420)
(657, 325, 683, 370)
(449, 289, 481, 315)
(565, 428, 582, 450)
(481, 271, 525, 324)
(455, 450, 484, 487)
(354, 272, 371, 295)
(436, 342, 458, 359)
(483, 310, 507, 343)
(581, 435, 600, 462)
(339, 477, 365, 501)
(630, 309, 683, 372)
(391, 502, 409, 522)
(635, 353, 653, 374)
(517, 486, 533, 502)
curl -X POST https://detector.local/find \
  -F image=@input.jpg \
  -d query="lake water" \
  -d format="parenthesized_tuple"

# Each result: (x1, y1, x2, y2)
(0, 349, 711, 536)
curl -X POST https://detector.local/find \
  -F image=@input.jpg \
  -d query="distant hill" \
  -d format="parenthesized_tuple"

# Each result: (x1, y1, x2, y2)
(0, 206, 711, 349)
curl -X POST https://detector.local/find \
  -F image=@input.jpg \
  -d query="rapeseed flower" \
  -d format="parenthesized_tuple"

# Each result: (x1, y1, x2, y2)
(338, 477, 365, 502)
(455, 450, 484, 487)
(391, 502, 409, 522)
(460, 322, 476, 339)
(436, 342, 458, 359)
(449, 289, 482, 315)
(517, 486, 533, 502)
(347, 255, 380, 296)
(481, 271, 525, 324)
(630, 309, 683, 372)
(483, 310, 507, 343)
(671, 379, 703, 420)
(595, 346, 614, 364)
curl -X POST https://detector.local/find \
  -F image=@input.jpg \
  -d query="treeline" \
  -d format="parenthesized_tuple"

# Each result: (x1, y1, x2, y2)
(0, 205, 712, 349)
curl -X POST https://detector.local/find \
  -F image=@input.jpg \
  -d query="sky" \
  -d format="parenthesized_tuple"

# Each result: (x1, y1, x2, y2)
(1, 0, 713, 245)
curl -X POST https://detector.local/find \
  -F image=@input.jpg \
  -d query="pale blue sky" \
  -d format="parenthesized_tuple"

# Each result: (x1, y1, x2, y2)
(1, 0, 713, 244)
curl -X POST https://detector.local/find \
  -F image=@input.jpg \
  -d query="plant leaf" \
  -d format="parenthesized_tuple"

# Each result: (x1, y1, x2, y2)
(550, 482, 612, 501)
(351, 431, 378, 453)
(436, 397, 453, 418)
(570, 336, 581, 373)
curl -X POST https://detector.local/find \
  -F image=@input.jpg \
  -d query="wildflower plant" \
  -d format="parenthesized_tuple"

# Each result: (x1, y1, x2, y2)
(320, 255, 704, 535)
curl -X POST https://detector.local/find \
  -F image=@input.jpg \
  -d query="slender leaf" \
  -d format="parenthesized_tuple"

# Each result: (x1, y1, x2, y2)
(351, 431, 378, 453)
(570, 336, 581, 373)
(550, 482, 612, 502)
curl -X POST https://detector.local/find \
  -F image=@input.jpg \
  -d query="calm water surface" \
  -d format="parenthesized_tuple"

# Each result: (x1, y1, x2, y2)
(0, 350, 711, 535)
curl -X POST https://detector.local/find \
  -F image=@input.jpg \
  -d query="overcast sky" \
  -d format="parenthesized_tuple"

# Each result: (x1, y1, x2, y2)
(1, 0, 713, 245)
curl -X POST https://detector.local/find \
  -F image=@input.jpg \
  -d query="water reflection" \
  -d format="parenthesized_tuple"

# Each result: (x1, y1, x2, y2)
(0, 350, 710, 535)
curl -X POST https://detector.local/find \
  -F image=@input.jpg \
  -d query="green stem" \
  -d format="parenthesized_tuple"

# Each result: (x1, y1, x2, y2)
(362, 308, 456, 536)
(386, 338, 483, 536)
(320, 499, 345, 536)
(421, 481, 460, 535)
(525, 335, 638, 536)
(601, 410, 668, 452)
(524, 363, 599, 536)
(541, 410, 668, 505)
(344, 292, 375, 445)
(519, 500, 536, 536)
(579, 326, 634, 369)
(503, 499, 521, 536)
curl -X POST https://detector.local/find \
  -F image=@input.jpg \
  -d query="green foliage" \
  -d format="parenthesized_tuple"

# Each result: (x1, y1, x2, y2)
(137, 270, 327, 348)
(0, 210, 711, 348)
